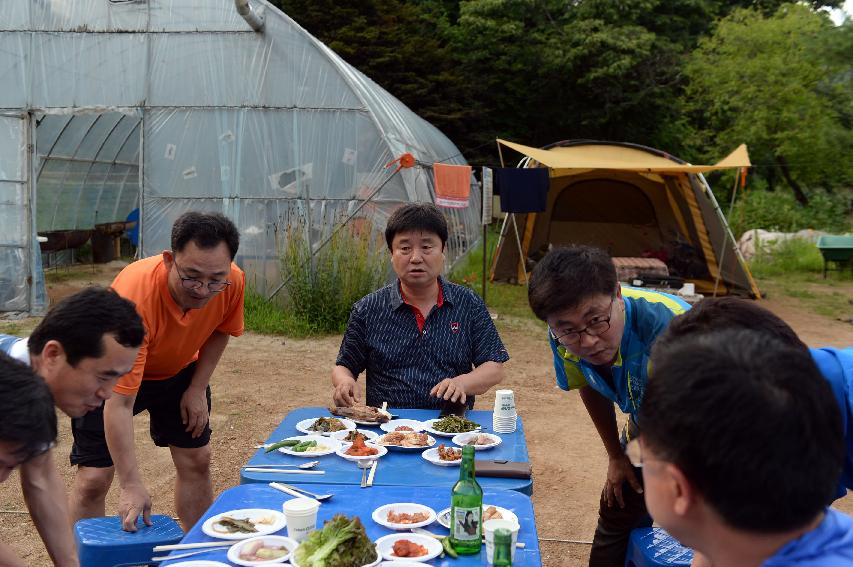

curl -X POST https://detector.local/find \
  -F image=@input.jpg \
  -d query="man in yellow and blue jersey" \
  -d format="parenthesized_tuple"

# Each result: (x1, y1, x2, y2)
(528, 245, 689, 567)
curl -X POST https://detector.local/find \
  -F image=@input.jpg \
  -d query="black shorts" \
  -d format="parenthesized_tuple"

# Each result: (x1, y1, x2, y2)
(69, 362, 212, 468)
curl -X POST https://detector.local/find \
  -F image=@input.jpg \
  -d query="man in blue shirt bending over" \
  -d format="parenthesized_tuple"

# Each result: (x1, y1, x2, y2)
(527, 245, 689, 567)
(637, 329, 853, 566)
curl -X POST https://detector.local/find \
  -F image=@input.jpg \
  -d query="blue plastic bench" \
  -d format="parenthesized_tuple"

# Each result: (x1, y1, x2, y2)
(74, 515, 183, 567)
(625, 527, 694, 567)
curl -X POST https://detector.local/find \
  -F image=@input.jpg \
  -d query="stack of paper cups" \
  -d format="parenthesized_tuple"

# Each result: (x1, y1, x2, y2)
(493, 389, 517, 433)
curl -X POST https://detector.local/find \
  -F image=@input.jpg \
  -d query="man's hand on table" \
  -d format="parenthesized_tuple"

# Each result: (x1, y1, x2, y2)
(118, 482, 153, 532)
(430, 377, 467, 404)
(332, 376, 360, 407)
(181, 384, 209, 438)
(604, 453, 643, 508)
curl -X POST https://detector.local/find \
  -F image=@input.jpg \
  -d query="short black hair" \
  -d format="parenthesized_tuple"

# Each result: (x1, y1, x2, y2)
(28, 287, 145, 367)
(384, 203, 448, 250)
(171, 211, 240, 260)
(528, 246, 617, 320)
(0, 352, 56, 462)
(657, 296, 807, 353)
(642, 329, 842, 533)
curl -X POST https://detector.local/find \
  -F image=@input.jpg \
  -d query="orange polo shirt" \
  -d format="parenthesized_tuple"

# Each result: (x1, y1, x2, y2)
(111, 255, 245, 396)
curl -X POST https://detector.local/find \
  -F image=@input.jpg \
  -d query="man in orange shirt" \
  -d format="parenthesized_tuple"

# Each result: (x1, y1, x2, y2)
(69, 212, 245, 532)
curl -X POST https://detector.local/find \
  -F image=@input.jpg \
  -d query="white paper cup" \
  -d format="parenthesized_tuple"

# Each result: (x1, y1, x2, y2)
(282, 497, 320, 542)
(483, 518, 520, 563)
(493, 390, 517, 418)
(680, 282, 695, 296)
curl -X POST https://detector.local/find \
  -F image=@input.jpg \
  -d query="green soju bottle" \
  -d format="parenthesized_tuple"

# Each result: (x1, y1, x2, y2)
(492, 528, 513, 566)
(450, 445, 483, 554)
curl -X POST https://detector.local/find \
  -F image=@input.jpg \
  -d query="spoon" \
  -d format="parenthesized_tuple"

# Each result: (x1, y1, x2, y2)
(244, 460, 319, 470)
(357, 460, 372, 488)
(269, 482, 333, 501)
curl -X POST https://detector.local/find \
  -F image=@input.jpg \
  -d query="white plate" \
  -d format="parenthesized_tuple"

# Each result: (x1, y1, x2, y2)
(167, 562, 231, 567)
(227, 535, 298, 565)
(379, 419, 425, 433)
(371, 503, 437, 530)
(276, 435, 341, 457)
(331, 429, 380, 444)
(291, 544, 381, 567)
(335, 442, 389, 462)
(375, 534, 443, 562)
(201, 509, 287, 540)
(375, 432, 436, 452)
(380, 562, 427, 567)
(436, 505, 519, 529)
(421, 447, 462, 467)
(422, 418, 481, 438)
(451, 432, 502, 450)
(296, 417, 356, 436)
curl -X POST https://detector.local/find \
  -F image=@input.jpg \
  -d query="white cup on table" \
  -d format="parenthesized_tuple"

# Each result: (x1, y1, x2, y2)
(282, 497, 320, 542)
(493, 389, 517, 417)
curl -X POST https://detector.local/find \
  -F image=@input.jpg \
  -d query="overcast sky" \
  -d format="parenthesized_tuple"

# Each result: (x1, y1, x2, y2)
(829, 0, 852, 24)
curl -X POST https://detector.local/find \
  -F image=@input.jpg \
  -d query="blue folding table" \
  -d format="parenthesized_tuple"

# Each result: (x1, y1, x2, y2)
(160, 483, 541, 566)
(240, 407, 532, 495)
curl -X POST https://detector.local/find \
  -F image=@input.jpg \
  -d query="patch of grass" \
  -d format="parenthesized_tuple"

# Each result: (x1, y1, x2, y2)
(749, 238, 827, 278)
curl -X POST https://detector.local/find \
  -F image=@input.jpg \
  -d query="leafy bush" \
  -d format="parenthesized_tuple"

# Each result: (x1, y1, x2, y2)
(728, 189, 851, 238)
(280, 221, 388, 335)
(748, 237, 825, 278)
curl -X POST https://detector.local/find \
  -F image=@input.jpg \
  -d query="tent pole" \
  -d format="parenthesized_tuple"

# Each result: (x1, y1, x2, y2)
(511, 214, 528, 285)
(712, 172, 742, 297)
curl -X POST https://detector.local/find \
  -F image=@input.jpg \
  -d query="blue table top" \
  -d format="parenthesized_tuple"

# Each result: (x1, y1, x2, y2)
(241, 407, 532, 494)
(161, 483, 542, 566)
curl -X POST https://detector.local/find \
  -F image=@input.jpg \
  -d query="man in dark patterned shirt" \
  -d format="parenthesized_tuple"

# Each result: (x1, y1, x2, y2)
(332, 203, 508, 409)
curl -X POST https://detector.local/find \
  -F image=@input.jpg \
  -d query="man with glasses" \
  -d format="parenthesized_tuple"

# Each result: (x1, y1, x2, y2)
(70, 212, 244, 533)
(527, 245, 689, 567)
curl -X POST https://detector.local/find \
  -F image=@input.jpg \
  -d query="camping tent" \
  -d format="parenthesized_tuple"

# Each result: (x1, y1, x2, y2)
(0, 0, 480, 314)
(491, 139, 760, 297)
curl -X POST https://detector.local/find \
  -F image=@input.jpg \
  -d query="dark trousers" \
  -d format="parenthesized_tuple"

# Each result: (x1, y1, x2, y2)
(588, 467, 652, 567)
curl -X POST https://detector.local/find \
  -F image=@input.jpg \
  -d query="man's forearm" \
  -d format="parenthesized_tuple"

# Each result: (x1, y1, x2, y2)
(191, 331, 230, 389)
(104, 396, 142, 486)
(579, 386, 623, 459)
(456, 362, 504, 395)
(20, 452, 79, 567)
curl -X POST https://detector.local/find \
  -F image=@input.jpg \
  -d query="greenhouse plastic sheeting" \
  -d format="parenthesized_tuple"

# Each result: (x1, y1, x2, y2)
(0, 0, 480, 313)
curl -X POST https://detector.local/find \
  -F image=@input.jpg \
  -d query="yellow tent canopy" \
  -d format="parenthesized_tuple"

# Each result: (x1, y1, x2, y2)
(491, 139, 760, 298)
(497, 138, 751, 174)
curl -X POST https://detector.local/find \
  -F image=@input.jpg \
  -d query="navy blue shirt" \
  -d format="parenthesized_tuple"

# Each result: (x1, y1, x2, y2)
(336, 278, 509, 409)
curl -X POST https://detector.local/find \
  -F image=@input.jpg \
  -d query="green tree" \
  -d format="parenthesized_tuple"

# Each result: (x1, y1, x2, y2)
(682, 4, 853, 205)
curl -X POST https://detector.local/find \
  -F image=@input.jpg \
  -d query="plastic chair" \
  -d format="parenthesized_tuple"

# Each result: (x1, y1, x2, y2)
(74, 515, 183, 567)
(624, 527, 694, 567)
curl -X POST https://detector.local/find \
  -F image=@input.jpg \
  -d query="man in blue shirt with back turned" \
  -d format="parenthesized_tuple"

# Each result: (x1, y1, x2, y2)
(332, 202, 508, 409)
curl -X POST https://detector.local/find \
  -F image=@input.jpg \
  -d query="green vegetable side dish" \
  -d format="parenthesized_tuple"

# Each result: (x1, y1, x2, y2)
(432, 415, 481, 433)
(265, 439, 300, 453)
(309, 417, 347, 433)
(293, 514, 377, 567)
(292, 440, 318, 452)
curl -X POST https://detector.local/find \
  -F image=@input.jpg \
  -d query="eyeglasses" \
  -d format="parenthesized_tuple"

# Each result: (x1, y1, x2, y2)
(549, 297, 615, 346)
(173, 259, 231, 293)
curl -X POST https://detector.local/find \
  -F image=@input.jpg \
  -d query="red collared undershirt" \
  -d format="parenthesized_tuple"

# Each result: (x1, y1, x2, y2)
(400, 283, 444, 333)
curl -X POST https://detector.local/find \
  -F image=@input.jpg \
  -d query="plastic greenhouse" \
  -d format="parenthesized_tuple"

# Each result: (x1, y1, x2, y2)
(0, 0, 480, 314)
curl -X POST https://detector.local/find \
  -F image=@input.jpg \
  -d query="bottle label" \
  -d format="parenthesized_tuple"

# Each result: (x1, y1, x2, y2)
(451, 506, 481, 541)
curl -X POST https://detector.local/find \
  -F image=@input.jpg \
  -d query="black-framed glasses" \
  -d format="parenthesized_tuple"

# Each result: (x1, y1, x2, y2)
(173, 259, 231, 293)
(549, 297, 615, 346)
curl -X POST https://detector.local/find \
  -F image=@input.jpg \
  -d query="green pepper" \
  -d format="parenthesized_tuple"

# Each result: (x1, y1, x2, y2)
(292, 440, 317, 452)
(264, 439, 299, 453)
(441, 536, 458, 558)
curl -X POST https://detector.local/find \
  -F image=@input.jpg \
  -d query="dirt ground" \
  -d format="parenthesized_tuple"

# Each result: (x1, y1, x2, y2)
(1, 265, 852, 566)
